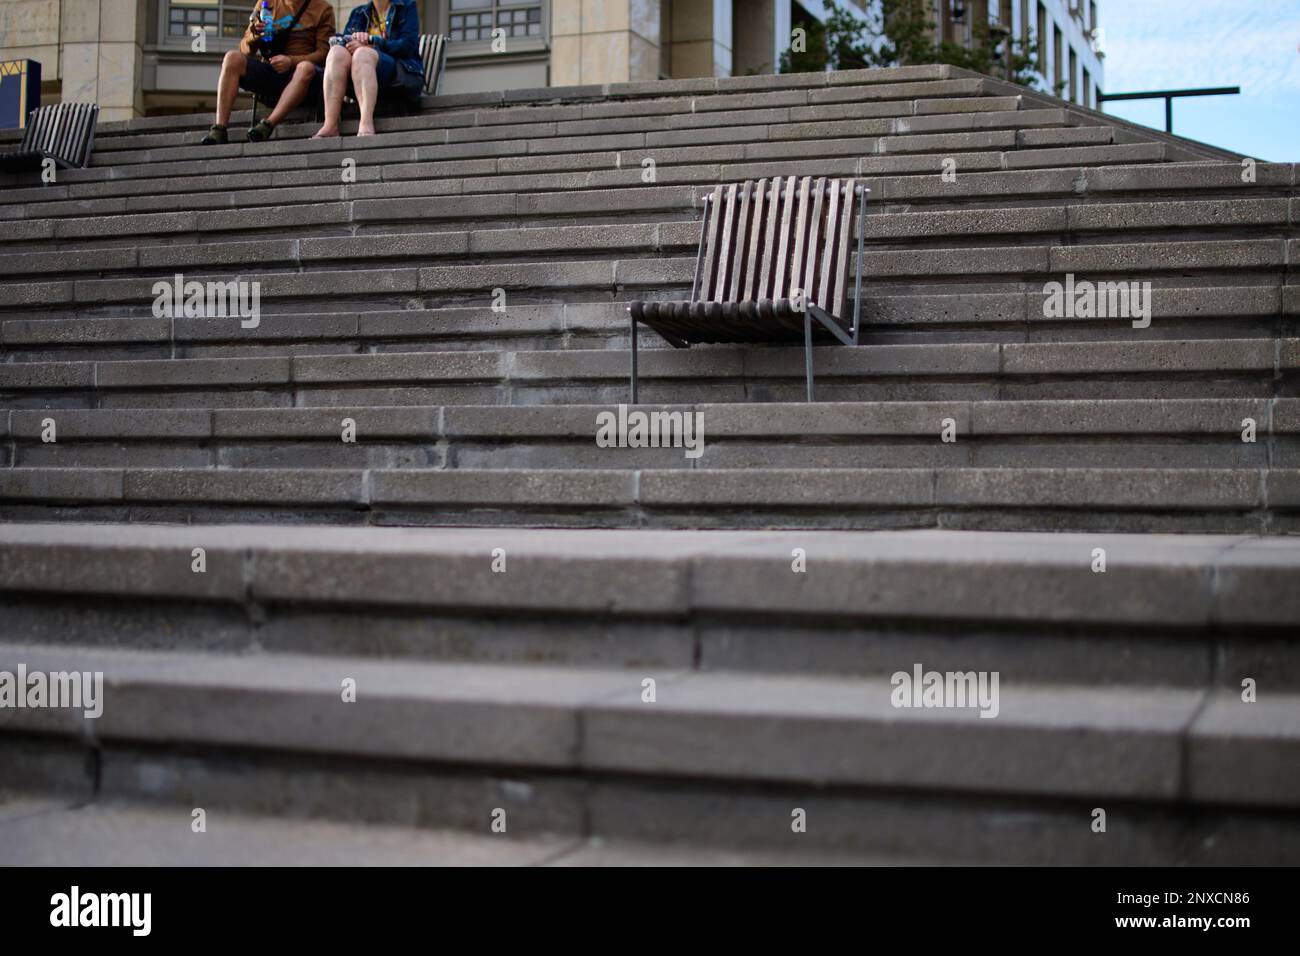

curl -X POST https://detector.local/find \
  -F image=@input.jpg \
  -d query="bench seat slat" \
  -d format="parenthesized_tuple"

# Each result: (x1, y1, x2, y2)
(741, 177, 767, 303)
(819, 179, 842, 313)
(729, 180, 753, 304)
(714, 182, 739, 303)
(803, 176, 827, 310)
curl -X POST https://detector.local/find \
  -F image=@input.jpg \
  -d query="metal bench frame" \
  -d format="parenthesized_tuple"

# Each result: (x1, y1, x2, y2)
(629, 177, 868, 404)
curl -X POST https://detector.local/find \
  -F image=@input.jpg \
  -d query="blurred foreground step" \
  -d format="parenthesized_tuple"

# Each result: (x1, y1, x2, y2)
(1, 638, 1297, 866)
(0, 794, 943, 865)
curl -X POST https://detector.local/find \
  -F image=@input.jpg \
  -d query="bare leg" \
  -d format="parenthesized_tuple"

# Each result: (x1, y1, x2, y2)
(216, 50, 248, 127)
(267, 61, 319, 126)
(351, 47, 380, 136)
(314, 45, 351, 137)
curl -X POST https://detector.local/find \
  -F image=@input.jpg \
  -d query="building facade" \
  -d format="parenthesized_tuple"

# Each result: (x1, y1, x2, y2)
(0, 0, 1099, 121)
(939, 0, 1103, 107)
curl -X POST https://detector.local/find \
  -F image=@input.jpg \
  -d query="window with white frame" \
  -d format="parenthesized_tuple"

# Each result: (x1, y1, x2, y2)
(448, 0, 543, 42)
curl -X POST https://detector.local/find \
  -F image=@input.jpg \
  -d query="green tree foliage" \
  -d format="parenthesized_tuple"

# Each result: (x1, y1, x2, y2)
(780, 0, 1042, 91)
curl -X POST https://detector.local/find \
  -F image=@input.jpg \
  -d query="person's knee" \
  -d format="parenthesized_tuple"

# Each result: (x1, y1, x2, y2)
(221, 49, 247, 74)
(326, 46, 351, 69)
(293, 61, 317, 82)
(351, 46, 378, 70)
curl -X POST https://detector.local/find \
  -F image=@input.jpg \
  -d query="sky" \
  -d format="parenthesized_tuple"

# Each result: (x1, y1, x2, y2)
(1097, 0, 1300, 161)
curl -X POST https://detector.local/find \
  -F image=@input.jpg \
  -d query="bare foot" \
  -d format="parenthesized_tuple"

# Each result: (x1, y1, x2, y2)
(312, 126, 340, 139)
(357, 123, 376, 137)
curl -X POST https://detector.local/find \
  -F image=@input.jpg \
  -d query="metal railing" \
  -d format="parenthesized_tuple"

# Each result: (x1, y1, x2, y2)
(1097, 86, 1241, 135)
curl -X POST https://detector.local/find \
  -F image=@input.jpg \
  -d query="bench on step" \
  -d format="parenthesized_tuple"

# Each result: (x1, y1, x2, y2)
(0, 103, 99, 172)
(627, 175, 868, 403)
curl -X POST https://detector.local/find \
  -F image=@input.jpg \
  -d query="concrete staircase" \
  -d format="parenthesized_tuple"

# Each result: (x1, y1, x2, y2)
(1, 64, 1297, 864)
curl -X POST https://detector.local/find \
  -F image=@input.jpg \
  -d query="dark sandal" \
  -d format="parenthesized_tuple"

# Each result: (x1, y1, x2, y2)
(200, 124, 228, 145)
(246, 119, 275, 142)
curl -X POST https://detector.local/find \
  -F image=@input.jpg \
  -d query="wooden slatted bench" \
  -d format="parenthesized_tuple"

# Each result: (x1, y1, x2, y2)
(419, 33, 449, 97)
(0, 102, 99, 172)
(627, 175, 868, 403)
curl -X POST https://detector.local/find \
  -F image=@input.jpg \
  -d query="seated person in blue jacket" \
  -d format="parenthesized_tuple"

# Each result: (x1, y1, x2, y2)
(314, 0, 424, 138)
(202, 0, 336, 144)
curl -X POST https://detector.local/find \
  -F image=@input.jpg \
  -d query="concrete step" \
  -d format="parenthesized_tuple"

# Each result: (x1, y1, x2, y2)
(2, 103, 1077, 213)
(83, 90, 1027, 156)
(11, 62, 1228, 174)
(6, 734, 1291, 865)
(865, 237, 1296, 281)
(8, 158, 1287, 234)
(1, 637, 1297, 863)
(0, 793, 937, 866)
(79, 127, 1114, 191)
(66, 63, 1232, 169)
(84, 63, 977, 135)
(0, 465, 1294, 532)
(878, 161, 1295, 208)
(2, 198, 1292, 290)
(1, 400, 1291, 472)
(6, 245, 1297, 324)
(0, 523, 1296, 682)
(11, 78, 1006, 187)
(5, 284, 1295, 363)
(81, 112, 1090, 174)
(869, 197, 1294, 243)
(0, 147, 1175, 249)
(1, 303, 623, 361)
(6, 164, 1289, 274)
(81, 69, 1005, 155)
(2, 65, 1291, 869)
(2, 339, 1294, 409)
(865, 283, 1299, 345)
(0, 641, 1249, 800)
(0, 64, 967, 156)
(0, 222, 702, 280)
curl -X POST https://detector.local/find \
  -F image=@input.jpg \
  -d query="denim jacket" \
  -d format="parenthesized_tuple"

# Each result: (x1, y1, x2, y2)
(343, 0, 423, 77)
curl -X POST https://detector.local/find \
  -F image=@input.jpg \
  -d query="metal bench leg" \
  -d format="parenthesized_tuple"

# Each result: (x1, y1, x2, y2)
(629, 308, 639, 405)
(804, 310, 815, 402)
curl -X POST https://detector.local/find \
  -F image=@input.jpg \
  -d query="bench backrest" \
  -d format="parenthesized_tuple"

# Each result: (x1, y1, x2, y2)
(692, 176, 866, 323)
(419, 33, 448, 96)
(334, 35, 445, 107)
(21, 102, 99, 168)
